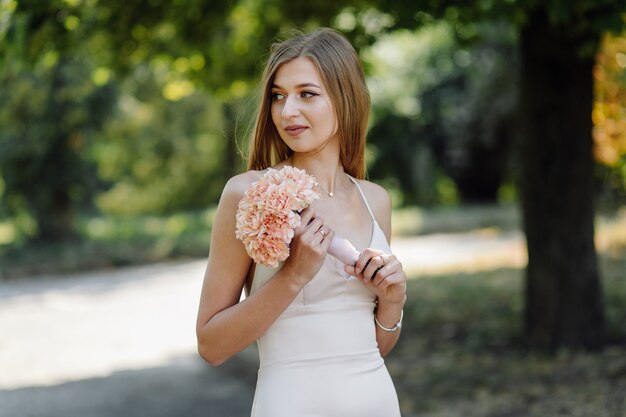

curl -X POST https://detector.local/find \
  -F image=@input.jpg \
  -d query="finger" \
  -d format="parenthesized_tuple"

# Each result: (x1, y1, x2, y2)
(304, 217, 324, 238)
(362, 255, 386, 281)
(311, 225, 328, 245)
(363, 257, 375, 274)
(372, 264, 399, 287)
(344, 264, 358, 276)
(370, 255, 392, 283)
(295, 210, 313, 235)
(344, 252, 369, 279)
(317, 225, 331, 241)
(354, 249, 382, 275)
(375, 272, 405, 293)
(344, 264, 371, 285)
(320, 229, 335, 250)
(299, 208, 315, 227)
(370, 265, 386, 284)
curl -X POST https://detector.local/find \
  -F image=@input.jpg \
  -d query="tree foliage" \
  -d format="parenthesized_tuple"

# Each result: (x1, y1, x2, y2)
(364, 21, 518, 205)
(593, 31, 626, 204)
(0, 0, 368, 233)
(0, 2, 116, 240)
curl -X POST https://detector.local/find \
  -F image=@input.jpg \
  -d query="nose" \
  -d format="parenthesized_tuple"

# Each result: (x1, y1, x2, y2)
(281, 95, 300, 118)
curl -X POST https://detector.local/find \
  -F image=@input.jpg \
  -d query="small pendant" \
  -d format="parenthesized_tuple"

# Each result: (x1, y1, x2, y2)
(328, 192, 334, 197)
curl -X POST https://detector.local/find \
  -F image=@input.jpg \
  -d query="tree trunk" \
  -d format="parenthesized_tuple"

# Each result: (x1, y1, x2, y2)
(33, 187, 76, 242)
(29, 133, 79, 243)
(518, 9, 605, 351)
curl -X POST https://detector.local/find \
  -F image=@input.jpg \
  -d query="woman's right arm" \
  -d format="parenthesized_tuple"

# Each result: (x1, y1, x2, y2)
(195, 174, 333, 366)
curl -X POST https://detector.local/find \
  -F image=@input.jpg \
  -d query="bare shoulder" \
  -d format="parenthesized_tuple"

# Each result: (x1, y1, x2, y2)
(221, 170, 265, 202)
(353, 178, 391, 212)
(207, 170, 265, 267)
(353, 179, 392, 237)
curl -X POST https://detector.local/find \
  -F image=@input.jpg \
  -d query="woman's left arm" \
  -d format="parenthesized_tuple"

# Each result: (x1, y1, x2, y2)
(344, 182, 407, 357)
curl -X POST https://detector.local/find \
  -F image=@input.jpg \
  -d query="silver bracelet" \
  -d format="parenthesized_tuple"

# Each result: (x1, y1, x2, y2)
(374, 309, 403, 332)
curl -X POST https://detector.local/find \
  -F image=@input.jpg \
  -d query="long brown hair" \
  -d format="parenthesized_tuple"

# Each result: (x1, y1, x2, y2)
(247, 28, 370, 179)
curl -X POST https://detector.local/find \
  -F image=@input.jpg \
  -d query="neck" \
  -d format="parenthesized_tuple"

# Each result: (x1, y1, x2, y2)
(287, 153, 346, 197)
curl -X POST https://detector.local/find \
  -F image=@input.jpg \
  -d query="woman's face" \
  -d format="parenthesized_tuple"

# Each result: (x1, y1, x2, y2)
(270, 57, 339, 155)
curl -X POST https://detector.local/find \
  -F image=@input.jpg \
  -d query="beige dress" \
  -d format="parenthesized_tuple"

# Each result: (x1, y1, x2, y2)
(249, 177, 402, 417)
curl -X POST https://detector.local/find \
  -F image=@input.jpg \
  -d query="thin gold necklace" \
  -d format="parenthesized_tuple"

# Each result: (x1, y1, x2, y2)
(319, 186, 334, 197)
(318, 173, 345, 197)
(315, 179, 334, 197)
(285, 158, 341, 197)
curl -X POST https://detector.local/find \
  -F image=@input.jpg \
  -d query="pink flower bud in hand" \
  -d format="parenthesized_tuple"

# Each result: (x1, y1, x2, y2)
(328, 236, 360, 267)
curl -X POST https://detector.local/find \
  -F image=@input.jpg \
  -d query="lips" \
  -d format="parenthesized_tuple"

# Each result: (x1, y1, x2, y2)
(284, 125, 308, 137)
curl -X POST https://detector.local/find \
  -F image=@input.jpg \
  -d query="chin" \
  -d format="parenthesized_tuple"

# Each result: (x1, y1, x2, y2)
(282, 137, 334, 155)
(282, 139, 316, 154)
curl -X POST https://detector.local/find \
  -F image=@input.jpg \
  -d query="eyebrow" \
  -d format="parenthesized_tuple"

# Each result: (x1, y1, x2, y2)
(271, 82, 322, 89)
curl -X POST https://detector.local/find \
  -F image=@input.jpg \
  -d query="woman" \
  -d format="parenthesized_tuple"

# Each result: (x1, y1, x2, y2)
(196, 28, 407, 416)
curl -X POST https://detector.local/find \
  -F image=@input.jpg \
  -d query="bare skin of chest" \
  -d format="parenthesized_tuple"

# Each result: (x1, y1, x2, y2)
(309, 184, 374, 253)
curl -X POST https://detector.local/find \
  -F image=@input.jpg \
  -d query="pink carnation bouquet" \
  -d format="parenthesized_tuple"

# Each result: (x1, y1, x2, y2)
(235, 166, 360, 268)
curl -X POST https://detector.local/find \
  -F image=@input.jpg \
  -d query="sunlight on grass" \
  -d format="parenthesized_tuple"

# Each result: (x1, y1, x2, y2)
(596, 206, 626, 256)
(391, 259, 626, 417)
(393, 228, 527, 278)
(0, 222, 15, 245)
(81, 209, 215, 241)
(393, 205, 626, 278)
(0, 209, 216, 279)
(391, 204, 521, 236)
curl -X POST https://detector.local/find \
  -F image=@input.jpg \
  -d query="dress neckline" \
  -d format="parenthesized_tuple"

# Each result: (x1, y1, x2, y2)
(248, 175, 386, 292)
(346, 175, 378, 249)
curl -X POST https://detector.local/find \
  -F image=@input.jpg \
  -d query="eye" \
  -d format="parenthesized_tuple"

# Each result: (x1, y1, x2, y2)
(301, 91, 319, 99)
(270, 92, 285, 101)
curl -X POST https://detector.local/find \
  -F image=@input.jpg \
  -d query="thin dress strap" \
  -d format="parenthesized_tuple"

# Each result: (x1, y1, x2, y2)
(347, 176, 375, 222)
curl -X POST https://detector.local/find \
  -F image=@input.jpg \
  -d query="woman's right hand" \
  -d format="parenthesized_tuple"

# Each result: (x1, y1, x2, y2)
(282, 208, 334, 286)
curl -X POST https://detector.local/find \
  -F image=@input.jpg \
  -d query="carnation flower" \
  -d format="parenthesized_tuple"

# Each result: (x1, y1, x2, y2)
(235, 166, 321, 267)
(235, 166, 361, 269)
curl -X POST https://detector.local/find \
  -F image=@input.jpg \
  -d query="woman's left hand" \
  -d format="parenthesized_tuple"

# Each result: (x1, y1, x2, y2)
(344, 248, 407, 305)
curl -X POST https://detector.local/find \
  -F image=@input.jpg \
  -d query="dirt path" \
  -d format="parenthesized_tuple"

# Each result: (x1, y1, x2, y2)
(0, 231, 527, 417)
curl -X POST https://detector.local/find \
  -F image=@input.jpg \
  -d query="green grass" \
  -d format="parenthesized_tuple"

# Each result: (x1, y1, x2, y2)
(390, 254, 626, 417)
(392, 204, 522, 236)
(0, 209, 215, 279)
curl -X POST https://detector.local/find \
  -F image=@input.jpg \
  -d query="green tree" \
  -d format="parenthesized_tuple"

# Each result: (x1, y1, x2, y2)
(7, 0, 372, 211)
(93, 79, 228, 214)
(369, 0, 626, 351)
(364, 22, 517, 205)
(0, 0, 347, 235)
(0, 1, 116, 241)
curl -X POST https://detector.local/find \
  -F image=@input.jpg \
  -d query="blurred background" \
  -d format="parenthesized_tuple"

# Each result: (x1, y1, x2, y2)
(0, 1, 625, 417)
